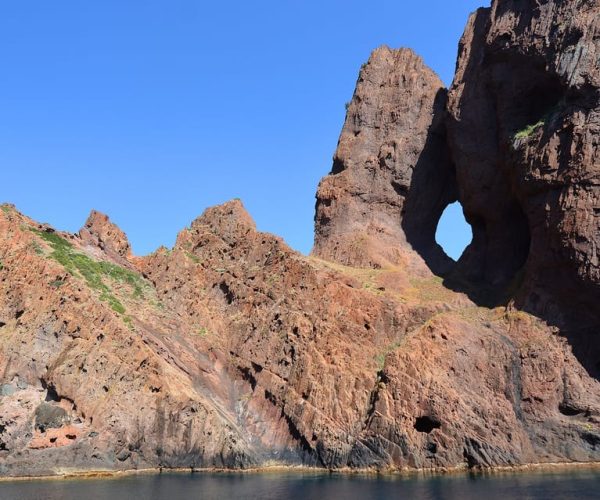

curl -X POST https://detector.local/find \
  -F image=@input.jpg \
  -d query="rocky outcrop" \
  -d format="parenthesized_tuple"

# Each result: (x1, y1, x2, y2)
(446, 0, 600, 373)
(315, 1, 600, 372)
(1, 196, 600, 476)
(0, 0, 600, 479)
(313, 47, 456, 273)
(0, 206, 254, 476)
(79, 210, 132, 265)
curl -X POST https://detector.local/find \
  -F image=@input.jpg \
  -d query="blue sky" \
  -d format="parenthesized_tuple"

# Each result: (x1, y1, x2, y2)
(0, 0, 483, 258)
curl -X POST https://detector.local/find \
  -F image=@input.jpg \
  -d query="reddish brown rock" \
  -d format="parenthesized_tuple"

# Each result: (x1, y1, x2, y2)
(313, 46, 456, 273)
(1, 198, 600, 476)
(0, 0, 600, 479)
(29, 426, 84, 450)
(79, 210, 133, 265)
(0, 205, 254, 475)
(446, 0, 600, 372)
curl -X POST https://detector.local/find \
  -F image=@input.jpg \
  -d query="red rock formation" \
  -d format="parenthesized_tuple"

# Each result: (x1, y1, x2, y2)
(1, 195, 600, 475)
(0, 0, 600, 478)
(313, 47, 456, 274)
(79, 210, 133, 266)
(446, 0, 600, 372)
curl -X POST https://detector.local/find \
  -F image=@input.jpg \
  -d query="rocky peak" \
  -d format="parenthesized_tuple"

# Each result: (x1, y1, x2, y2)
(79, 210, 132, 261)
(313, 0, 600, 370)
(313, 46, 456, 273)
(175, 199, 258, 251)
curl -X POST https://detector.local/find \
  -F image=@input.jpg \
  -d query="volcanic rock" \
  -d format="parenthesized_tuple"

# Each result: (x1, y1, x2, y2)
(1, 194, 600, 475)
(313, 46, 456, 273)
(446, 0, 600, 373)
(1, 0, 600, 479)
(79, 210, 132, 265)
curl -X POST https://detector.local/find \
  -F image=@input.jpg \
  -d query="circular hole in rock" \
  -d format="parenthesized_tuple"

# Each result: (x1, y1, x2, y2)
(435, 202, 472, 261)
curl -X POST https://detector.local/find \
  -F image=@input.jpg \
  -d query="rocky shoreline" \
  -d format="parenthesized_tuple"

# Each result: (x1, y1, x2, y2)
(3, 461, 600, 483)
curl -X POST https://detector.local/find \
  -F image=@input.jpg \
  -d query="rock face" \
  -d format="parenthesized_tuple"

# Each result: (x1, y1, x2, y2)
(79, 210, 132, 265)
(316, 0, 600, 371)
(313, 47, 456, 274)
(446, 0, 600, 374)
(1, 0, 600, 478)
(1, 194, 600, 475)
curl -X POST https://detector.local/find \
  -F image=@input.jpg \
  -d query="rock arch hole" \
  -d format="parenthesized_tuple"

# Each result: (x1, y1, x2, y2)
(435, 202, 472, 261)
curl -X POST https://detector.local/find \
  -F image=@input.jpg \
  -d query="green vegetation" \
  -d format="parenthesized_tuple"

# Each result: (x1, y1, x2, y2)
(31, 229, 148, 315)
(123, 316, 134, 330)
(375, 341, 403, 370)
(0, 261, 3, 271)
(197, 327, 209, 337)
(31, 240, 44, 255)
(582, 422, 595, 432)
(266, 273, 280, 285)
(100, 292, 126, 314)
(1, 205, 10, 215)
(185, 251, 201, 264)
(514, 119, 545, 139)
(50, 279, 65, 288)
(375, 353, 386, 370)
(513, 97, 569, 141)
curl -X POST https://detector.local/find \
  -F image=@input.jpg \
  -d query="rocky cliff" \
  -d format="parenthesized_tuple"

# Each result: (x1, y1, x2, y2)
(1, 0, 600, 477)
(313, 46, 456, 274)
(446, 0, 600, 376)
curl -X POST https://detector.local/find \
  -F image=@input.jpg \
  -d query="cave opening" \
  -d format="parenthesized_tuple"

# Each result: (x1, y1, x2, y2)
(414, 415, 441, 434)
(435, 202, 472, 262)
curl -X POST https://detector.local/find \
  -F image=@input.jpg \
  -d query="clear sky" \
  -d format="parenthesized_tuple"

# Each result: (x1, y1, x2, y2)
(0, 0, 484, 258)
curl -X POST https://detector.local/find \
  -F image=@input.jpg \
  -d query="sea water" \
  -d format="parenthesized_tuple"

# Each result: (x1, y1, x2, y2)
(0, 468, 599, 500)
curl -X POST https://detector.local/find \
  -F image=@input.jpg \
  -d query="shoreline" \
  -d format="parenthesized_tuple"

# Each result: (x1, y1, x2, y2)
(1, 460, 600, 483)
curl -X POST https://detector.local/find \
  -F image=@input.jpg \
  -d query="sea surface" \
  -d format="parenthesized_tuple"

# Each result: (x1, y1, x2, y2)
(0, 468, 599, 500)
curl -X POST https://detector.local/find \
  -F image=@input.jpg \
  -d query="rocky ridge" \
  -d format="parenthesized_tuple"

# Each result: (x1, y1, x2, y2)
(1, 0, 600, 477)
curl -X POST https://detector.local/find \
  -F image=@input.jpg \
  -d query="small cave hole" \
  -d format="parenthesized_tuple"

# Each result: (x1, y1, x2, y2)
(41, 381, 61, 403)
(435, 202, 472, 261)
(377, 370, 390, 384)
(559, 403, 584, 417)
(218, 282, 235, 305)
(415, 415, 441, 434)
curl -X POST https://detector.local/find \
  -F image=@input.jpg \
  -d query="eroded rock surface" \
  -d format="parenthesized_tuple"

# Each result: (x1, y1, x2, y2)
(79, 210, 133, 266)
(1, 196, 600, 476)
(1, 0, 600, 479)
(446, 0, 600, 373)
(313, 47, 456, 273)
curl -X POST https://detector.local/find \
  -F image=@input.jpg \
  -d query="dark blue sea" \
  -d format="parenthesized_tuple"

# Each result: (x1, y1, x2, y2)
(1, 469, 599, 500)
